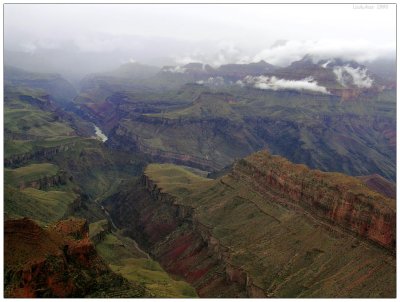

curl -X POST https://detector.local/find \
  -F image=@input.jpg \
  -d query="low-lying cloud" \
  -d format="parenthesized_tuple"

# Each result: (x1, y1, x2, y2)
(173, 39, 395, 68)
(197, 76, 225, 86)
(174, 41, 250, 67)
(161, 66, 187, 73)
(333, 65, 373, 88)
(240, 75, 329, 94)
(252, 39, 395, 66)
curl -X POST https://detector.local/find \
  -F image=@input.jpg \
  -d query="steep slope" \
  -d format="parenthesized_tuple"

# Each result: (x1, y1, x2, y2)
(107, 92, 261, 171)
(4, 83, 146, 201)
(89, 220, 197, 298)
(5, 66, 77, 105)
(4, 218, 146, 298)
(237, 56, 389, 101)
(106, 89, 396, 180)
(77, 62, 160, 104)
(74, 57, 395, 180)
(106, 151, 395, 298)
(4, 73, 197, 298)
(357, 174, 396, 199)
(216, 60, 277, 78)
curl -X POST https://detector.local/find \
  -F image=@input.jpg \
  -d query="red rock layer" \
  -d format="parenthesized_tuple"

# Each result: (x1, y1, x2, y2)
(237, 151, 396, 251)
(4, 218, 108, 297)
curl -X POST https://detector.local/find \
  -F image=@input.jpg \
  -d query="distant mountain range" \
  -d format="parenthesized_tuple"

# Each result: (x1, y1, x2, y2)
(77, 55, 394, 103)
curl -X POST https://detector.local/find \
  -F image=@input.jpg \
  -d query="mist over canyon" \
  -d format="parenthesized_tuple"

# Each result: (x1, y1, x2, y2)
(3, 3, 396, 299)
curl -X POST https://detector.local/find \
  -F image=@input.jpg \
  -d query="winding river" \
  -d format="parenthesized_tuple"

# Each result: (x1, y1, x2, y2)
(92, 125, 151, 259)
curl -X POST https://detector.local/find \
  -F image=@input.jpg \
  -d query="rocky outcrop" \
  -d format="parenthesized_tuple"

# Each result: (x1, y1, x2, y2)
(106, 95, 395, 182)
(107, 123, 225, 171)
(18, 170, 71, 190)
(234, 151, 396, 251)
(4, 218, 145, 298)
(5, 66, 77, 105)
(106, 153, 396, 298)
(245, 114, 396, 181)
(357, 174, 396, 199)
(4, 142, 77, 168)
(89, 220, 112, 245)
(107, 175, 266, 297)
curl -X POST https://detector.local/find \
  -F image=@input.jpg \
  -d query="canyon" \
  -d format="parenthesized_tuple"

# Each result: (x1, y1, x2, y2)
(4, 218, 147, 298)
(105, 151, 396, 297)
(4, 57, 396, 298)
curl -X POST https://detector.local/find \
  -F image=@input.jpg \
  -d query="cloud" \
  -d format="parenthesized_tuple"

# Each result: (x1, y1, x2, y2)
(175, 54, 203, 65)
(253, 39, 395, 66)
(197, 76, 225, 86)
(174, 41, 251, 67)
(162, 65, 187, 73)
(241, 75, 329, 94)
(20, 41, 37, 53)
(320, 60, 331, 69)
(172, 39, 395, 68)
(333, 65, 373, 88)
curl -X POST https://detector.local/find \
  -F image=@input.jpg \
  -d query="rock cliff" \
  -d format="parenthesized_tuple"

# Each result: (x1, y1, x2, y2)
(4, 218, 145, 298)
(18, 170, 71, 190)
(105, 153, 395, 297)
(236, 151, 395, 251)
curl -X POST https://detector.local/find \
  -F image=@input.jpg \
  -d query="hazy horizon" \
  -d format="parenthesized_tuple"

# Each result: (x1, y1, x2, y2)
(4, 3, 396, 78)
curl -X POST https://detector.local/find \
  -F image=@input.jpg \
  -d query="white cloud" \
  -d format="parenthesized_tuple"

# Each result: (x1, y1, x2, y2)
(162, 65, 187, 73)
(320, 60, 331, 69)
(197, 76, 225, 86)
(253, 39, 395, 66)
(174, 41, 251, 67)
(175, 54, 204, 65)
(333, 65, 373, 88)
(172, 38, 394, 68)
(20, 41, 37, 53)
(241, 75, 329, 94)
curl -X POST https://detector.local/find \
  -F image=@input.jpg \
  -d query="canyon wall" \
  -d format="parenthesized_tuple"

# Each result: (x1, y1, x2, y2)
(107, 176, 264, 297)
(106, 151, 396, 297)
(4, 142, 77, 168)
(18, 170, 71, 190)
(235, 151, 395, 251)
(4, 218, 145, 298)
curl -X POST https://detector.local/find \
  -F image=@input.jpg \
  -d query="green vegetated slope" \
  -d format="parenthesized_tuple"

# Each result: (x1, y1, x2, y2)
(140, 157, 395, 298)
(4, 83, 142, 200)
(111, 92, 261, 170)
(5, 65, 77, 105)
(3, 82, 149, 226)
(89, 221, 197, 298)
(108, 88, 395, 181)
(4, 186, 78, 225)
(4, 85, 92, 163)
(4, 85, 86, 224)
(4, 88, 75, 138)
(151, 92, 241, 120)
(4, 159, 78, 225)
(5, 63, 396, 298)
(4, 81, 145, 221)
(4, 72, 196, 298)
(5, 218, 148, 298)
(5, 163, 59, 185)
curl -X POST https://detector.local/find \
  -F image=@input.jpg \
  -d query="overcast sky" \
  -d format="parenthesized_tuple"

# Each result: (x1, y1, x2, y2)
(4, 3, 396, 74)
